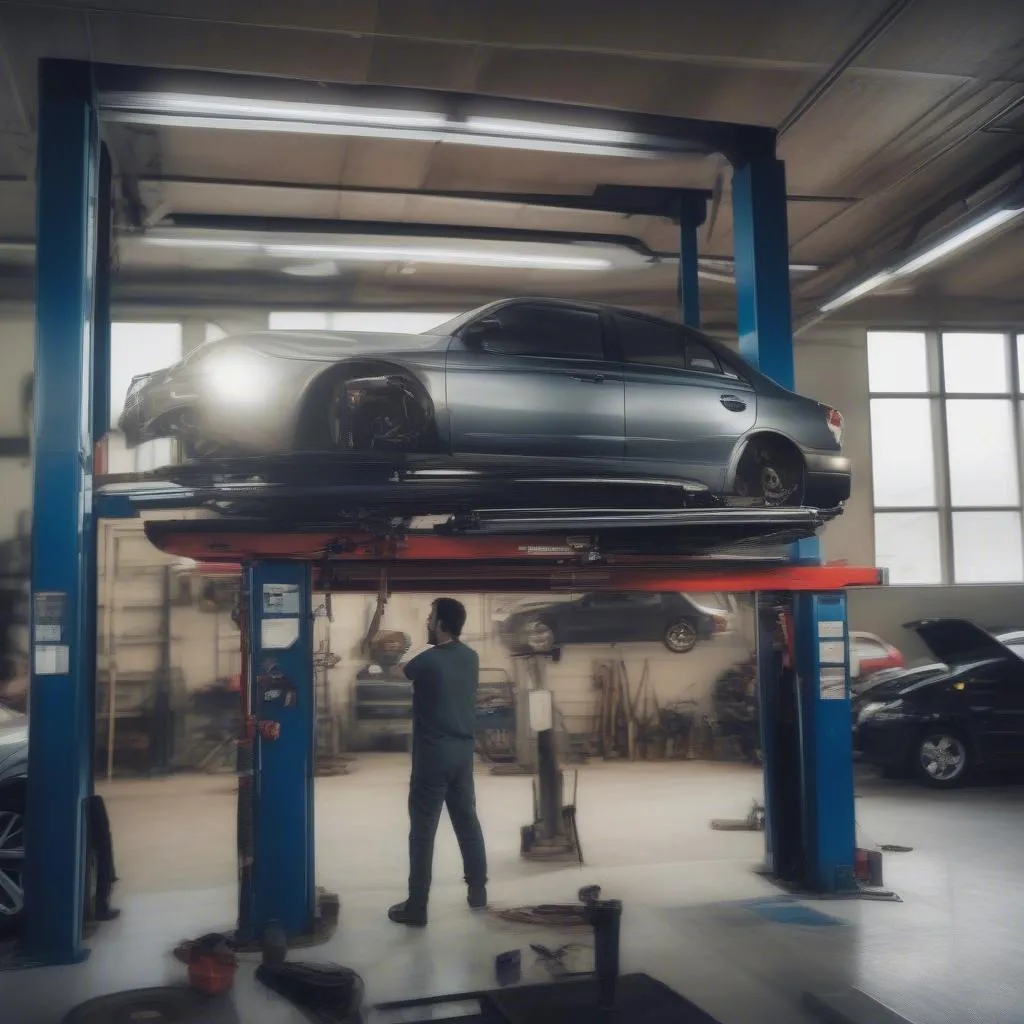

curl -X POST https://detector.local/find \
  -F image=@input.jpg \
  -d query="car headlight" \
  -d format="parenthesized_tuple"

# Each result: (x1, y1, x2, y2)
(200, 348, 275, 404)
(856, 698, 904, 724)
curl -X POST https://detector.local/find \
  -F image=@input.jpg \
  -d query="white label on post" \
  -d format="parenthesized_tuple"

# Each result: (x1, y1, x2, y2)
(34, 644, 70, 675)
(528, 689, 554, 733)
(818, 620, 844, 639)
(818, 640, 845, 664)
(262, 617, 299, 650)
(820, 668, 846, 701)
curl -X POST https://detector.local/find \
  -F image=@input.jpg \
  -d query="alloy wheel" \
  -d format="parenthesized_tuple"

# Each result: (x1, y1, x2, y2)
(522, 619, 555, 653)
(918, 735, 967, 783)
(664, 619, 698, 653)
(0, 808, 25, 920)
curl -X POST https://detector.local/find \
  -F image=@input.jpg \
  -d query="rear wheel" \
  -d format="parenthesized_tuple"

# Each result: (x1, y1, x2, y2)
(519, 617, 556, 654)
(735, 438, 805, 507)
(0, 792, 25, 935)
(913, 730, 969, 788)
(663, 618, 698, 654)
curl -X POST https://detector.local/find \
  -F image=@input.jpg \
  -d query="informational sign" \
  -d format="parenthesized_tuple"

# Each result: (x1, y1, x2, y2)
(820, 668, 846, 701)
(262, 583, 300, 616)
(34, 644, 70, 676)
(34, 591, 67, 643)
(261, 617, 299, 650)
(817, 620, 844, 639)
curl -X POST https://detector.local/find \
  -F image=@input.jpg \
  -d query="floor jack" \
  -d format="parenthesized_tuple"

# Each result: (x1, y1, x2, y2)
(517, 655, 584, 865)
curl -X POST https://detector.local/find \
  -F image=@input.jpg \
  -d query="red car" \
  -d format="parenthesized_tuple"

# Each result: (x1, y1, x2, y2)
(849, 631, 904, 680)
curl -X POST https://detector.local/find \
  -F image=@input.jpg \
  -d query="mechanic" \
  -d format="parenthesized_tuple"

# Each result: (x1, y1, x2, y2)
(388, 597, 489, 927)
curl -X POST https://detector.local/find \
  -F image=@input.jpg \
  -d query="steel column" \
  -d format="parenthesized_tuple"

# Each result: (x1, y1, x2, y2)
(24, 59, 101, 964)
(242, 561, 316, 940)
(677, 196, 704, 329)
(731, 147, 795, 390)
(792, 592, 857, 893)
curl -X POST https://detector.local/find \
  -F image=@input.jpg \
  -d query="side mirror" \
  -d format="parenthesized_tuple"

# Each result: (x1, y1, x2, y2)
(463, 317, 502, 347)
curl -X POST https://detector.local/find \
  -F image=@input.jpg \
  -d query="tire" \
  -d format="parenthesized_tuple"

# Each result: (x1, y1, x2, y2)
(0, 791, 25, 936)
(734, 438, 805, 507)
(913, 730, 969, 789)
(663, 618, 698, 654)
(519, 617, 556, 654)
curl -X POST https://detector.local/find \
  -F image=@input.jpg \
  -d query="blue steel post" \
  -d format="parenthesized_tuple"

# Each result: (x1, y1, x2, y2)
(793, 593, 857, 893)
(24, 59, 101, 964)
(677, 197, 703, 329)
(243, 561, 316, 940)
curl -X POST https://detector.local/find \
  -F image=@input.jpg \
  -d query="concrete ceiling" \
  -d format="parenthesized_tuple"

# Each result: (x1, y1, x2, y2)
(0, 0, 1021, 326)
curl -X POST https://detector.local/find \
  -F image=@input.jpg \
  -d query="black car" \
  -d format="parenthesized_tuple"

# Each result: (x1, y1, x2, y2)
(499, 592, 723, 656)
(853, 619, 1024, 789)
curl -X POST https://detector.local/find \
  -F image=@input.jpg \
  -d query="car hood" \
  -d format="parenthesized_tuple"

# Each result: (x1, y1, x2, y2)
(853, 664, 951, 705)
(903, 618, 1011, 666)
(194, 330, 448, 364)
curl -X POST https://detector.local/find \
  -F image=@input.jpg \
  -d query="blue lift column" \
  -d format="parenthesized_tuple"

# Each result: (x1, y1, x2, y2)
(732, 135, 854, 893)
(23, 59, 102, 965)
(241, 561, 317, 941)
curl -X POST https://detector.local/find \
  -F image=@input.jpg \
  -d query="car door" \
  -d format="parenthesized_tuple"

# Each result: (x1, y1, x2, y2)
(444, 303, 625, 458)
(612, 312, 756, 486)
(564, 593, 660, 643)
(962, 661, 1024, 765)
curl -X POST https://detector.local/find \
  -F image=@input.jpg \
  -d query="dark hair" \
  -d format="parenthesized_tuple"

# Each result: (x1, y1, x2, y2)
(433, 597, 467, 639)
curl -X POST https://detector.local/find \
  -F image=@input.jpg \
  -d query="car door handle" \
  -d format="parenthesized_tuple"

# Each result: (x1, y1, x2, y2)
(570, 373, 606, 383)
(720, 393, 747, 411)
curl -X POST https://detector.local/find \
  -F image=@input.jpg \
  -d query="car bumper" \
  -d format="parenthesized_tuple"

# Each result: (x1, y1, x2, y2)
(803, 452, 851, 506)
(852, 719, 917, 773)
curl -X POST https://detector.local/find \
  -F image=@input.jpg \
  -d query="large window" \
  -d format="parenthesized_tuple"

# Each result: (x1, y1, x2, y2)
(868, 330, 1024, 584)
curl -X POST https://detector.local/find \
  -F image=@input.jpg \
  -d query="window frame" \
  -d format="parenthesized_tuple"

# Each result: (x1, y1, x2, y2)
(464, 300, 611, 363)
(868, 327, 1024, 585)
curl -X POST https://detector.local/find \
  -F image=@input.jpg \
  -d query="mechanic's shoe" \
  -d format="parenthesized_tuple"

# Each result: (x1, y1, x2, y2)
(388, 901, 427, 927)
(468, 885, 488, 910)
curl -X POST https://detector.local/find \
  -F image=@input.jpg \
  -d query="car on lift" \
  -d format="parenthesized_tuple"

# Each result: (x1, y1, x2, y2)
(499, 591, 725, 656)
(853, 619, 1024, 789)
(119, 298, 851, 509)
(848, 630, 904, 693)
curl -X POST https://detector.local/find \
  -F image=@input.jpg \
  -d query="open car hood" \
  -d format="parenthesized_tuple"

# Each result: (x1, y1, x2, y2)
(903, 618, 1011, 667)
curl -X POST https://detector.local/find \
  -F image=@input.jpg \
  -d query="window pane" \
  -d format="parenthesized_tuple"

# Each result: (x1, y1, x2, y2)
(110, 322, 183, 429)
(687, 342, 723, 374)
(615, 313, 687, 369)
(946, 399, 1019, 506)
(942, 332, 1009, 393)
(867, 331, 928, 393)
(869, 399, 936, 506)
(874, 512, 942, 585)
(952, 511, 1024, 583)
(489, 306, 604, 359)
(268, 312, 330, 330)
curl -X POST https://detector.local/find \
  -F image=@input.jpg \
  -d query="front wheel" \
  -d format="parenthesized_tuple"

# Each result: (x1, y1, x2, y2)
(519, 618, 556, 654)
(914, 731, 969, 788)
(663, 618, 698, 654)
(0, 794, 25, 935)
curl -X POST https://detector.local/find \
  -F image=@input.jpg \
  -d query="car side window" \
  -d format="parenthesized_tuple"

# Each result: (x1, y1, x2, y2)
(481, 305, 604, 360)
(686, 342, 723, 375)
(614, 313, 688, 370)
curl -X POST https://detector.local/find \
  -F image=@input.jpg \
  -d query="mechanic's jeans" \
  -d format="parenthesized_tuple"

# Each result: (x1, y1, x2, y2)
(408, 742, 488, 909)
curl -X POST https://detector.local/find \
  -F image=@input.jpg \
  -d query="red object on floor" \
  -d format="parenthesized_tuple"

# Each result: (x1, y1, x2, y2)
(187, 955, 237, 996)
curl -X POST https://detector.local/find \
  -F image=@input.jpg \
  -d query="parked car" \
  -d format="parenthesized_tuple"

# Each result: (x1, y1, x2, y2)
(848, 631, 904, 692)
(119, 298, 850, 508)
(499, 591, 725, 655)
(0, 701, 27, 933)
(853, 619, 1024, 788)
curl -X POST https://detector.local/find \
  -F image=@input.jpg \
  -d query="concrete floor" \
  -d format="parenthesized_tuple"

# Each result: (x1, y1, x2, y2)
(3, 757, 1024, 1023)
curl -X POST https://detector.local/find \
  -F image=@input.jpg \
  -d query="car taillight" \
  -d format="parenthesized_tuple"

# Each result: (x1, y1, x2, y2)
(825, 406, 844, 445)
(712, 614, 729, 633)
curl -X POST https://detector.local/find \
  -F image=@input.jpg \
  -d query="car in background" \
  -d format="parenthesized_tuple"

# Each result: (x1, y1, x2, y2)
(853, 619, 1024, 789)
(0, 701, 27, 933)
(120, 298, 850, 509)
(849, 631, 904, 686)
(499, 591, 726, 656)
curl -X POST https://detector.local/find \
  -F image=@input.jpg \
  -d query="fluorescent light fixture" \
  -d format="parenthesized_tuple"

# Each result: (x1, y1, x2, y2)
(819, 271, 895, 313)
(98, 91, 677, 159)
(263, 242, 611, 270)
(140, 233, 614, 271)
(820, 204, 1024, 314)
(892, 207, 1023, 276)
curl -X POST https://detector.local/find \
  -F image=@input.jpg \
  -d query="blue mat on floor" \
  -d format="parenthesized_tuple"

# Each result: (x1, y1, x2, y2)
(738, 897, 843, 927)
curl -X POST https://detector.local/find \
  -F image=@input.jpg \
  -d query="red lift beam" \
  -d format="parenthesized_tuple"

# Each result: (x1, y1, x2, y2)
(153, 528, 884, 593)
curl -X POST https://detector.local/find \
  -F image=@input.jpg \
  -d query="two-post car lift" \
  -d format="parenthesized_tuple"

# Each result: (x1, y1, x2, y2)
(23, 57, 882, 965)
